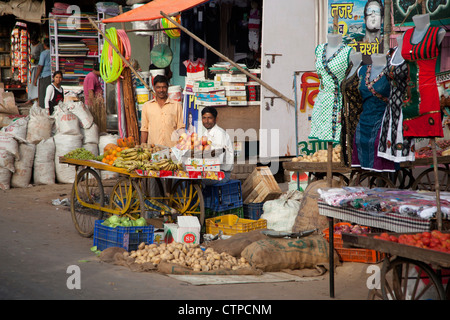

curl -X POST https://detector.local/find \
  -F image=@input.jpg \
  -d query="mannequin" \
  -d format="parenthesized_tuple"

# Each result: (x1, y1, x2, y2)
(401, 13, 444, 138)
(309, 33, 352, 142)
(391, 36, 403, 65)
(326, 33, 343, 59)
(369, 53, 387, 81)
(411, 14, 445, 45)
(347, 51, 362, 79)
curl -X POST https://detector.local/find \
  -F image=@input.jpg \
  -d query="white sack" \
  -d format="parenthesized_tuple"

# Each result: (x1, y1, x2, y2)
(33, 161, 55, 185)
(54, 133, 82, 184)
(11, 142, 36, 188)
(53, 103, 81, 135)
(1, 117, 28, 140)
(65, 101, 94, 129)
(82, 143, 99, 157)
(0, 167, 12, 190)
(0, 133, 19, 159)
(261, 193, 302, 233)
(82, 122, 99, 145)
(98, 133, 120, 180)
(0, 150, 15, 172)
(26, 102, 54, 144)
(0, 92, 19, 114)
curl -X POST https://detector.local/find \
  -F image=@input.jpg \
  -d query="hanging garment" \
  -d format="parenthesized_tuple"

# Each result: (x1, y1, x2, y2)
(340, 62, 363, 166)
(352, 64, 395, 172)
(378, 47, 415, 162)
(401, 26, 443, 138)
(309, 43, 352, 142)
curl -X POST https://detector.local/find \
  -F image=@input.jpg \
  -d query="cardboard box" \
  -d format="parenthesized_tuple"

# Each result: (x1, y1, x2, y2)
(163, 216, 201, 244)
(184, 157, 203, 171)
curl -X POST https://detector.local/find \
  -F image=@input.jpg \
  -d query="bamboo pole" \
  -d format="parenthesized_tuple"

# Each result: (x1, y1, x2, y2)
(86, 16, 154, 95)
(159, 11, 295, 107)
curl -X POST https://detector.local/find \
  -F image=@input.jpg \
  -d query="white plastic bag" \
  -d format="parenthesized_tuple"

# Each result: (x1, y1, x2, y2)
(260, 191, 302, 233)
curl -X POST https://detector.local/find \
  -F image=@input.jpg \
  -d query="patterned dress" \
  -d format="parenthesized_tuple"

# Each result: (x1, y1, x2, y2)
(378, 47, 415, 162)
(401, 26, 443, 138)
(352, 64, 395, 172)
(309, 43, 352, 143)
(340, 61, 363, 166)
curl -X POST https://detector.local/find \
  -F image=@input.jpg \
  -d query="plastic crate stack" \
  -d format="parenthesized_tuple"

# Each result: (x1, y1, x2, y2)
(243, 202, 264, 220)
(203, 180, 244, 219)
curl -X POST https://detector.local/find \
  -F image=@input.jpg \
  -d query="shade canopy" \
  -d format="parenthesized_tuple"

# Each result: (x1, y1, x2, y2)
(102, 0, 209, 23)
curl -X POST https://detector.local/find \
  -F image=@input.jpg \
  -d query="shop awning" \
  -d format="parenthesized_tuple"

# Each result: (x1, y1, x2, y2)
(102, 0, 209, 24)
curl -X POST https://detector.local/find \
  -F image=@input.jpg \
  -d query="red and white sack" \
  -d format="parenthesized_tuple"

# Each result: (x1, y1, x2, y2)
(53, 103, 81, 135)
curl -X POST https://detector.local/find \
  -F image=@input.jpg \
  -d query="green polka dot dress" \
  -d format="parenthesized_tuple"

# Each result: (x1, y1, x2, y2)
(309, 43, 352, 143)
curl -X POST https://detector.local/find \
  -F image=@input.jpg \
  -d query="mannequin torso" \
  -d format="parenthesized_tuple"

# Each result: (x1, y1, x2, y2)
(326, 33, 343, 59)
(347, 51, 362, 79)
(391, 36, 404, 65)
(369, 53, 386, 81)
(411, 14, 445, 45)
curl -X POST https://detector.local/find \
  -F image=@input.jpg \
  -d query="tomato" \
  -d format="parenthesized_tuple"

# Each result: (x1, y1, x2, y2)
(421, 231, 431, 238)
(389, 235, 398, 242)
(421, 237, 431, 246)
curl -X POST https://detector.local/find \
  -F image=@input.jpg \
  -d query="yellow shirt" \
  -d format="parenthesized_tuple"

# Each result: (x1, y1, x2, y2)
(140, 98, 185, 147)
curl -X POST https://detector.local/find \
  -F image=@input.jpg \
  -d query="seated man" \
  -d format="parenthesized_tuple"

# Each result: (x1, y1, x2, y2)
(201, 106, 234, 185)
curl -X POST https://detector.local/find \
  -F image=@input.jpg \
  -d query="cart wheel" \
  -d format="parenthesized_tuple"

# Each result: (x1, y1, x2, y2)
(71, 168, 105, 238)
(109, 177, 145, 219)
(380, 257, 446, 300)
(389, 168, 415, 189)
(350, 172, 395, 188)
(169, 180, 205, 226)
(411, 167, 450, 191)
(367, 289, 383, 300)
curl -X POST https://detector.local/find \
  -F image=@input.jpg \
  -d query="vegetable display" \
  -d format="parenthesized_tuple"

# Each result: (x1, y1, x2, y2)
(63, 148, 97, 160)
(291, 145, 341, 163)
(374, 230, 450, 253)
(125, 241, 252, 271)
(101, 215, 147, 228)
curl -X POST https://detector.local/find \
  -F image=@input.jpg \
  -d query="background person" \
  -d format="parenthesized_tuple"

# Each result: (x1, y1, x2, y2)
(33, 38, 51, 110)
(44, 70, 64, 115)
(140, 75, 184, 147)
(83, 61, 106, 132)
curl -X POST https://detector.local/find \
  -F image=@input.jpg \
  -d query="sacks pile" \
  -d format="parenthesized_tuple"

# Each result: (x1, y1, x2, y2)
(0, 100, 104, 190)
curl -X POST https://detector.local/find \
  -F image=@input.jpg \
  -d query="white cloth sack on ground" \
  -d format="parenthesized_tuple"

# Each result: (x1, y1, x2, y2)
(99, 133, 119, 180)
(33, 137, 56, 185)
(0, 167, 12, 190)
(1, 117, 28, 140)
(0, 92, 19, 114)
(0, 132, 20, 160)
(11, 142, 36, 188)
(0, 150, 15, 172)
(54, 133, 82, 184)
(65, 101, 94, 129)
(26, 102, 54, 144)
(53, 103, 81, 135)
(82, 122, 99, 145)
(261, 191, 302, 233)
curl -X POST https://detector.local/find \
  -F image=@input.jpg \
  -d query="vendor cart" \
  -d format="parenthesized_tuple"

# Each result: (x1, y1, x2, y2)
(59, 157, 211, 238)
(342, 232, 450, 300)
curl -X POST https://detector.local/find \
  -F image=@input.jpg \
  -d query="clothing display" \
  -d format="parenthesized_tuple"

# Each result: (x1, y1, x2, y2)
(401, 26, 443, 138)
(351, 64, 395, 172)
(309, 43, 352, 143)
(378, 48, 415, 162)
(318, 187, 450, 220)
(340, 61, 363, 166)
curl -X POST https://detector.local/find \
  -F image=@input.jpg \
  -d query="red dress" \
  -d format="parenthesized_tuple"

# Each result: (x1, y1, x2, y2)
(401, 26, 443, 137)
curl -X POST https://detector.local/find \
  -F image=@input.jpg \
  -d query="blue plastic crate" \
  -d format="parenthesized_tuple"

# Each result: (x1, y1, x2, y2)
(243, 203, 264, 220)
(93, 220, 154, 251)
(203, 180, 243, 212)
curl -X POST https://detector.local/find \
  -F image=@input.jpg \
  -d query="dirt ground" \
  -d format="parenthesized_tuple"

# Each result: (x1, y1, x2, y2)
(0, 182, 379, 302)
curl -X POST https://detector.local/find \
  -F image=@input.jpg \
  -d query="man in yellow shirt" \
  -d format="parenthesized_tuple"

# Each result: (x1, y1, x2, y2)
(140, 75, 184, 147)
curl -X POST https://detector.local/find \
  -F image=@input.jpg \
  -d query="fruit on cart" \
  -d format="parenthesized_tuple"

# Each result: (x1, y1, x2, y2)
(291, 145, 341, 163)
(374, 230, 450, 253)
(176, 133, 212, 151)
(117, 136, 136, 148)
(63, 148, 97, 160)
(125, 241, 252, 271)
(137, 143, 164, 153)
(102, 143, 124, 165)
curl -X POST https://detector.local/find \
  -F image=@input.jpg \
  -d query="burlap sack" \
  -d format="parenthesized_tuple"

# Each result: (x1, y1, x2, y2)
(206, 229, 268, 257)
(292, 179, 343, 233)
(241, 235, 340, 272)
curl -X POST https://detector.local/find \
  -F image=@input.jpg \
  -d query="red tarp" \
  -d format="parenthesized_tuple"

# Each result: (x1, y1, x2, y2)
(102, 0, 209, 23)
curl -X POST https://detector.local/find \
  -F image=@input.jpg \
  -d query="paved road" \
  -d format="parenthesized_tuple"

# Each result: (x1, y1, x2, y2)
(0, 183, 373, 304)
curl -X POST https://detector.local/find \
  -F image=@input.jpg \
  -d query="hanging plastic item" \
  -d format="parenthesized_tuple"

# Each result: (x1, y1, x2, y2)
(150, 43, 173, 68)
(100, 27, 131, 83)
(160, 15, 181, 39)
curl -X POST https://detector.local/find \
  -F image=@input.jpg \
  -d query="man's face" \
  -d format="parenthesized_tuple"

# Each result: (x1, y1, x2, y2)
(202, 112, 216, 130)
(154, 82, 168, 100)
(365, 2, 382, 32)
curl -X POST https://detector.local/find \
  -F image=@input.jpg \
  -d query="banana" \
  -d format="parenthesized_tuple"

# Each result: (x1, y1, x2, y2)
(121, 148, 138, 155)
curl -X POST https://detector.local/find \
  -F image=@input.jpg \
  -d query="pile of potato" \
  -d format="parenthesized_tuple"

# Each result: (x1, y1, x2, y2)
(124, 242, 251, 272)
(291, 145, 342, 163)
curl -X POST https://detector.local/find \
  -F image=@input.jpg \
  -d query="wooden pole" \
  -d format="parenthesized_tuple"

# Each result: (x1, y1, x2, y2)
(159, 11, 295, 107)
(122, 67, 140, 144)
(86, 16, 154, 95)
(431, 138, 442, 231)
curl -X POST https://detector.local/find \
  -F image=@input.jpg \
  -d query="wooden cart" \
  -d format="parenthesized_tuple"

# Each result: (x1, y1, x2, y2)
(59, 157, 207, 238)
(343, 232, 450, 300)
